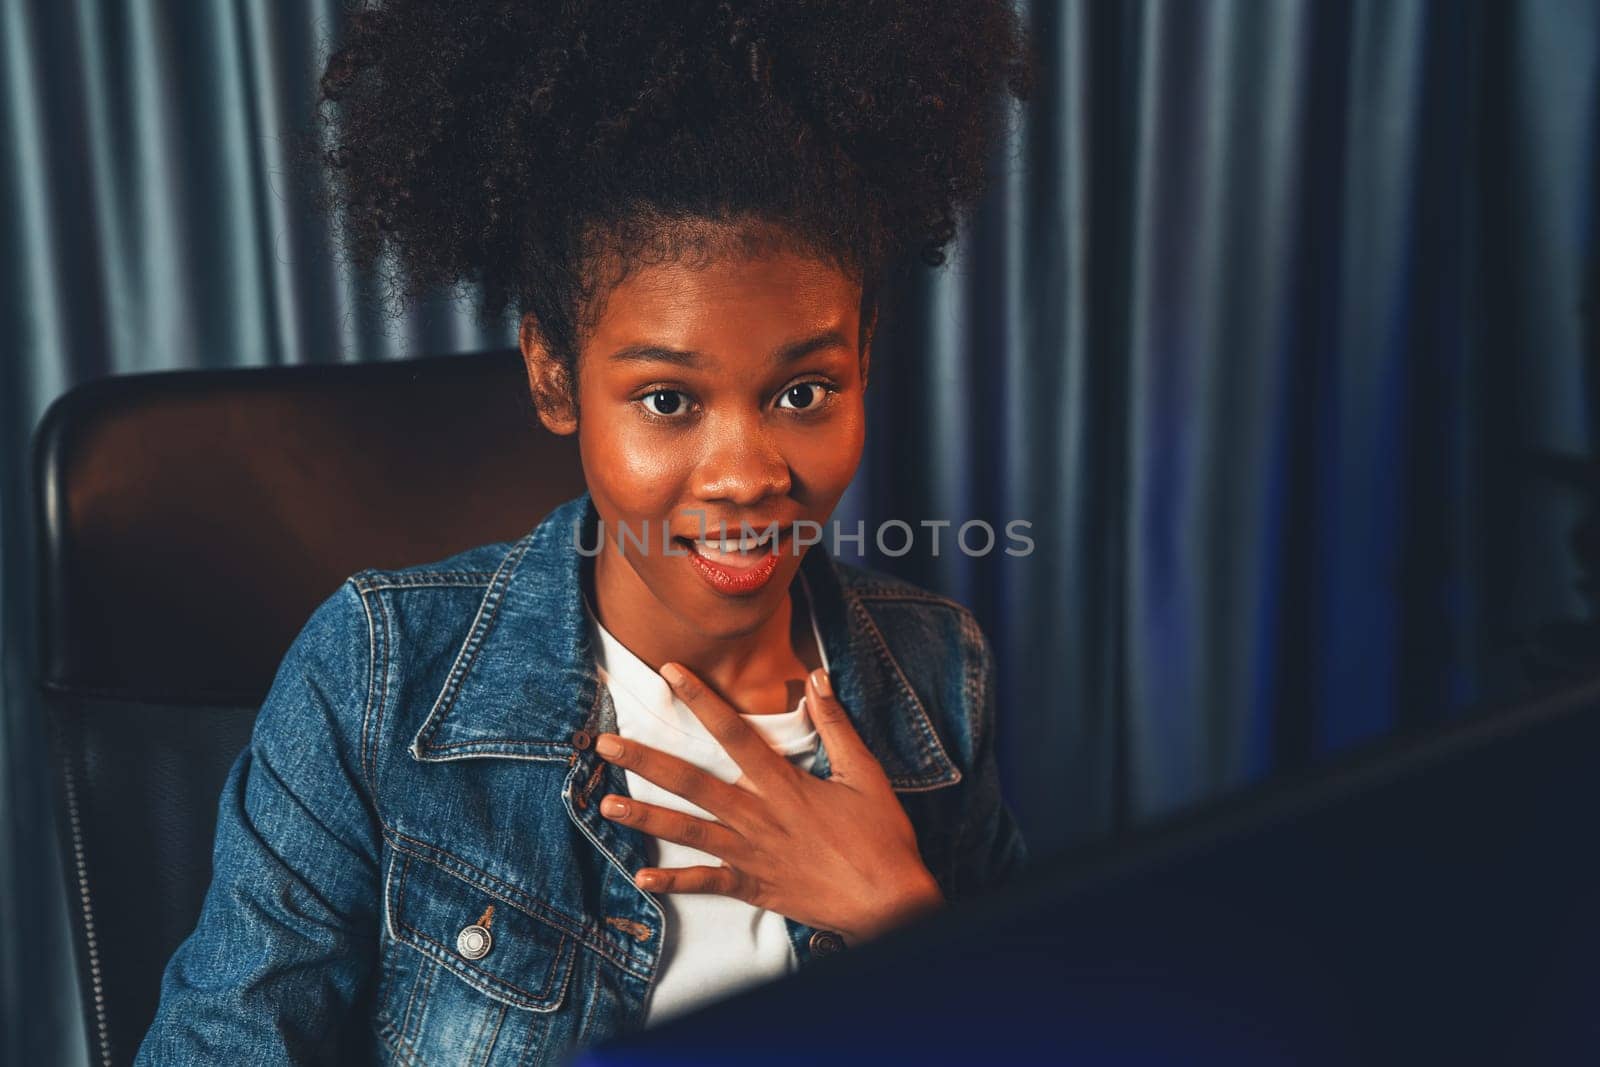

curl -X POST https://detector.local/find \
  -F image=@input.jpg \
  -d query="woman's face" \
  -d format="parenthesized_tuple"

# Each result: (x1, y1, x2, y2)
(527, 246, 868, 641)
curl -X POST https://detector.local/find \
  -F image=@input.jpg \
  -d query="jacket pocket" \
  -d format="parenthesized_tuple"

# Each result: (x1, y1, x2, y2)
(383, 845, 577, 1013)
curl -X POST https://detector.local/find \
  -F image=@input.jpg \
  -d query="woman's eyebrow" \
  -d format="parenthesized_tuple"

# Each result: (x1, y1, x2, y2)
(774, 328, 852, 364)
(607, 329, 852, 368)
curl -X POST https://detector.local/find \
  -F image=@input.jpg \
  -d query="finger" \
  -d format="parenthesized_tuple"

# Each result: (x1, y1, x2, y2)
(635, 864, 753, 901)
(593, 734, 752, 822)
(660, 662, 793, 785)
(598, 794, 745, 860)
(804, 667, 878, 783)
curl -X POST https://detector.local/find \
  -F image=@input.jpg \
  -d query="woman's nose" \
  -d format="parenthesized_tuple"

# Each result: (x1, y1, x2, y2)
(690, 420, 791, 504)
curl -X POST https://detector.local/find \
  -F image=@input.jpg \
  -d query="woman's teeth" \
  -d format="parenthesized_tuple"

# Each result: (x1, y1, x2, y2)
(691, 529, 777, 560)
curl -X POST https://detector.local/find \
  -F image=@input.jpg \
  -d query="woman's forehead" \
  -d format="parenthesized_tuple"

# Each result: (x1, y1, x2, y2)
(583, 250, 862, 365)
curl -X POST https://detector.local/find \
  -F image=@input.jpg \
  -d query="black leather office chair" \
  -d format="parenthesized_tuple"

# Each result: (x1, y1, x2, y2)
(33, 349, 586, 1067)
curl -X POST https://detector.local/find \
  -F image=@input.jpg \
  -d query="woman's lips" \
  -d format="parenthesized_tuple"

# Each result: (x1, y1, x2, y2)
(678, 531, 786, 595)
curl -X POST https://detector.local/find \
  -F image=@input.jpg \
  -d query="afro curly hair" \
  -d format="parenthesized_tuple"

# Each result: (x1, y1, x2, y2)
(315, 0, 1035, 385)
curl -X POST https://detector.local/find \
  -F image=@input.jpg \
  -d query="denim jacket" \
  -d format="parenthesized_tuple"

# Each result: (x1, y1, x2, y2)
(135, 492, 1029, 1066)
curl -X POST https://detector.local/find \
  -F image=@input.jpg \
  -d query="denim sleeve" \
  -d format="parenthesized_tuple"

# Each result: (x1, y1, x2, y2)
(134, 581, 381, 1065)
(949, 617, 1030, 901)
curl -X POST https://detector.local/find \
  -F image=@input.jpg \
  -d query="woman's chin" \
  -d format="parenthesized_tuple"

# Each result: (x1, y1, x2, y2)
(668, 574, 794, 637)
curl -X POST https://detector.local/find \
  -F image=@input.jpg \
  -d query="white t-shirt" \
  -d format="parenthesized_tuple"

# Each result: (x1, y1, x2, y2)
(581, 579, 829, 1027)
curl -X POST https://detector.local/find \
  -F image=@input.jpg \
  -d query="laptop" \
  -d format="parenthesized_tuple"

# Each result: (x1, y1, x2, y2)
(577, 674, 1600, 1066)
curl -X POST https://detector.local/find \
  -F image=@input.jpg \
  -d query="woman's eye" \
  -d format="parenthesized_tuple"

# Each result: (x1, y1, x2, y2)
(776, 382, 829, 412)
(641, 389, 689, 417)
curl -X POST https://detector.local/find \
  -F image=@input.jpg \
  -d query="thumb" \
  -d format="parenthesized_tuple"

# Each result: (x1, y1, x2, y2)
(804, 668, 876, 783)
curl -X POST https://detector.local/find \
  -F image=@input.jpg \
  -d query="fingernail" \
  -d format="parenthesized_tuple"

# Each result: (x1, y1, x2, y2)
(601, 795, 628, 818)
(660, 663, 686, 688)
(636, 871, 660, 890)
(596, 734, 622, 758)
(810, 668, 832, 698)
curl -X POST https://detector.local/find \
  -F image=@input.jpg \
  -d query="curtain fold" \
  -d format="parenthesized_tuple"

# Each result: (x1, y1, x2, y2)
(842, 0, 1596, 846)
(3, 3, 1597, 1065)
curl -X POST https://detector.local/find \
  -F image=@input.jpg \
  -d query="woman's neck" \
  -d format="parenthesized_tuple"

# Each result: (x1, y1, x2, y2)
(586, 544, 822, 715)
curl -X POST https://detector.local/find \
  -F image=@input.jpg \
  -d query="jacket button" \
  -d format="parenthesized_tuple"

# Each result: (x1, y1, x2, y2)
(808, 930, 846, 957)
(571, 730, 593, 750)
(456, 923, 493, 961)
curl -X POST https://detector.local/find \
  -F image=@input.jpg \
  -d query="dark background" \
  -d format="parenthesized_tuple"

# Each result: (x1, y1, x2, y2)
(3, 2, 1596, 1064)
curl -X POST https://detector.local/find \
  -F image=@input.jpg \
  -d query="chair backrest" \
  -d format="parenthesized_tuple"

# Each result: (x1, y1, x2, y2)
(33, 349, 585, 1067)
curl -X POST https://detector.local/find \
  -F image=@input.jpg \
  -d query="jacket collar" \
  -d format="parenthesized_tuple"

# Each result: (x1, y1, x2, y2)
(409, 492, 961, 792)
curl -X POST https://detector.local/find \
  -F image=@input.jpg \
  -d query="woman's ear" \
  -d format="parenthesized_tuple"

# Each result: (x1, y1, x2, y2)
(519, 313, 578, 435)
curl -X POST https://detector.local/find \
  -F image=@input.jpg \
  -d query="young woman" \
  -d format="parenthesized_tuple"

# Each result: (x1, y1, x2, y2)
(137, 2, 1035, 1063)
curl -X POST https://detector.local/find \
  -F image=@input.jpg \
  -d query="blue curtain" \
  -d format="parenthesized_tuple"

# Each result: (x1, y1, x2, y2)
(844, 0, 1597, 849)
(2, 3, 1596, 1065)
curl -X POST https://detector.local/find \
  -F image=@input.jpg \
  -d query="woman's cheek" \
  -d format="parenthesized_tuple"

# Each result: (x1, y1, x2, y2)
(584, 408, 681, 486)
(787, 408, 865, 499)
(619, 427, 688, 489)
